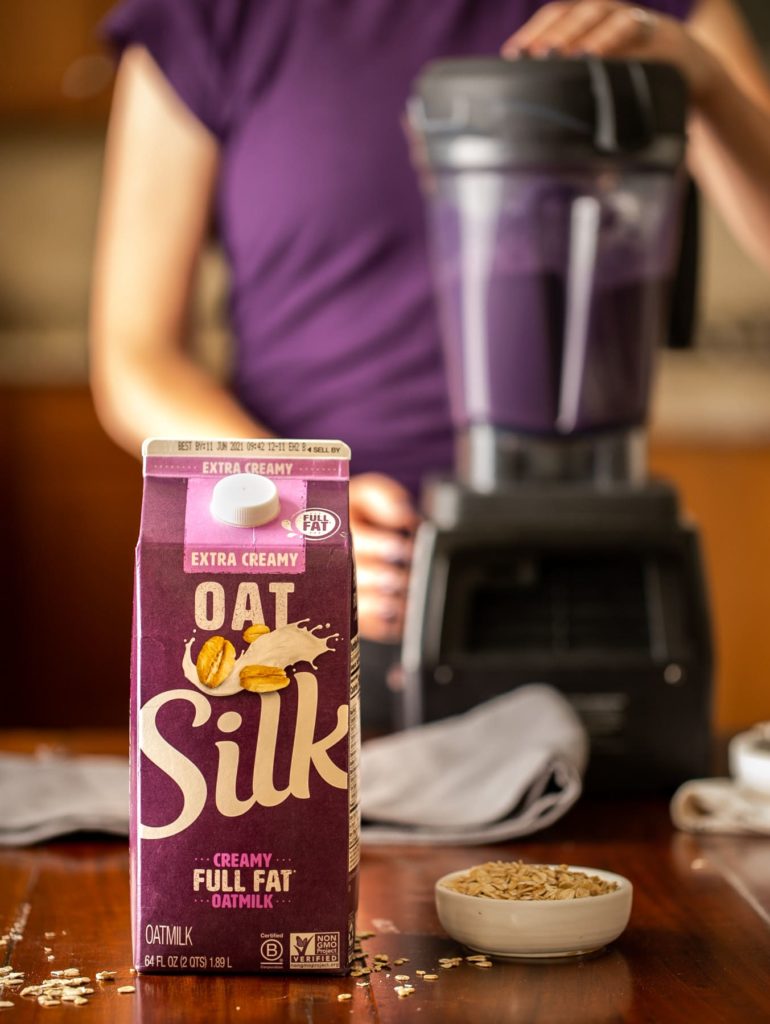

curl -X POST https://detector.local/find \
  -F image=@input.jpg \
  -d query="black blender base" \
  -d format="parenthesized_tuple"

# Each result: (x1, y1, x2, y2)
(401, 478, 713, 793)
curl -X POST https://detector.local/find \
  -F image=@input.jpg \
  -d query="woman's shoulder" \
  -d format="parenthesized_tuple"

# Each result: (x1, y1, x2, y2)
(104, 0, 277, 64)
(104, 0, 289, 139)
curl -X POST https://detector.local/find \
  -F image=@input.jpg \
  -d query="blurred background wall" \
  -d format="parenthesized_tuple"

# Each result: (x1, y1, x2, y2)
(1, 1, 770, 731)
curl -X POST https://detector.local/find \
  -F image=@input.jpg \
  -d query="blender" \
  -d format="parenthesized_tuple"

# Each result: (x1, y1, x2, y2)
(402, 57, 712, 791)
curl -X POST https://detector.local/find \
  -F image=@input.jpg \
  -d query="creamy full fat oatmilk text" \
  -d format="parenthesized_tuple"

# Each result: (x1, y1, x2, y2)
(132, 439, 359, 973)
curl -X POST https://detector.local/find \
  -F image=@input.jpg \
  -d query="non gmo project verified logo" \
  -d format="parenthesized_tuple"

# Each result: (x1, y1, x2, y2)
(289, 932, 340, 969)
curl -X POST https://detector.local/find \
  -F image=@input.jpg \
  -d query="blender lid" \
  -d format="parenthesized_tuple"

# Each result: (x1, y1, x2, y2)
(409, 56, 687, 170)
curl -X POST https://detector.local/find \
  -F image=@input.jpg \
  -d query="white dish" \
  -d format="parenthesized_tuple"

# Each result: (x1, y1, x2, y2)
(435, 865, 633, 959)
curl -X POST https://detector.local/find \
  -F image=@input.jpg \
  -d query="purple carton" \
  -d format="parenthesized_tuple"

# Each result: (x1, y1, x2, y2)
(131, 439, 359, 973)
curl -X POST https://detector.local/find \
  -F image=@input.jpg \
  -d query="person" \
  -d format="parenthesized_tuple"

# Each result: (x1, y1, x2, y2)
(91, 0, 770, 720)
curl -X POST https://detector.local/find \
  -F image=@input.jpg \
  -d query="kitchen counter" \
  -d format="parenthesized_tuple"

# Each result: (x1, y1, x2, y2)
(1, 730, 769, 1022)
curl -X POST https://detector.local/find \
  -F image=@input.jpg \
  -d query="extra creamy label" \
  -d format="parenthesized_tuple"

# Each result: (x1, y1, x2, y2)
(183, 478, 308, 574)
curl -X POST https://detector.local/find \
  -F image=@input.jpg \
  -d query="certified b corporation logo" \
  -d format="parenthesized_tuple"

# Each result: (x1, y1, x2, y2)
(260, 937, 283, 967)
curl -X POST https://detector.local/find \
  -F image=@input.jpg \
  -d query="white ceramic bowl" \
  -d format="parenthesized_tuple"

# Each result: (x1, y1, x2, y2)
(435, 865, 633, 959)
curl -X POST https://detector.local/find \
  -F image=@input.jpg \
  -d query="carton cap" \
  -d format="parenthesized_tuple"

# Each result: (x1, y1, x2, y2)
(210, 473, 280, 528)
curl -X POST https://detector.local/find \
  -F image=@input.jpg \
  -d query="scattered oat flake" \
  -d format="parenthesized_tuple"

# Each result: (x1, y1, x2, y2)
(117, 986, 136, 994)
(63, 969, 81, 978)
(96, 971, 117, 981)
(337, 993, 352, 1002)
(395, 974, 410, 981)
(356, 981, 370, 988)
(473, 961, 493, 968)
(395, 986, 414, 998)
(444, 861, 618, 901)
(423, 974, 439, 981)
(74, 997, 89, 1006)
(44, 932, 56, 939)
(0, 1002, 14, 1010)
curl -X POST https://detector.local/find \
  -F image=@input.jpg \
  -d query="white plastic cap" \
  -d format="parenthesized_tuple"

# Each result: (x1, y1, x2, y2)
(210, 473, 280, 528)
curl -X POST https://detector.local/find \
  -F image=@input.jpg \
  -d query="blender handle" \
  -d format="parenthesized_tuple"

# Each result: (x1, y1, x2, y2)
(587, 58, 656, 155)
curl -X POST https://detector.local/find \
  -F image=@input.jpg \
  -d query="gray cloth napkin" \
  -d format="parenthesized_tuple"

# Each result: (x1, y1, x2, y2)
(360, 684, 588, 845)
(0, 753, 129, 846)
(1, 684, 588, 847)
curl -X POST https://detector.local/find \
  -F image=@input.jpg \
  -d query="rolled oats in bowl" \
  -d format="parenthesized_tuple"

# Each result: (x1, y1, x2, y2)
(444, 861, 619, 901)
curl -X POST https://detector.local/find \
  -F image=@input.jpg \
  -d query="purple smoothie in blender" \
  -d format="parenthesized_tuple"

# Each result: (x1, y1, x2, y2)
(410, 56, 688, 474)
(430, 169, 683, 437)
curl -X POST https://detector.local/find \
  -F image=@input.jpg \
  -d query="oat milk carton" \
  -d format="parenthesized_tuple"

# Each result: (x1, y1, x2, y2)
(131, 439, 359, 973)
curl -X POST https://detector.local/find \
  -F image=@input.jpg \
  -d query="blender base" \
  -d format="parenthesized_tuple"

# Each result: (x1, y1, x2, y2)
(400, 476, 713, 793)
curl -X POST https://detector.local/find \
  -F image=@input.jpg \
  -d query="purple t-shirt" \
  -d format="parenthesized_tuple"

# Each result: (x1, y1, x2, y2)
(106, 0, 693, 492)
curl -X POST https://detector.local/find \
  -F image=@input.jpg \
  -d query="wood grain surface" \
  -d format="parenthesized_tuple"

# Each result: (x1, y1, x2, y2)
(1, 731, 770, 1023)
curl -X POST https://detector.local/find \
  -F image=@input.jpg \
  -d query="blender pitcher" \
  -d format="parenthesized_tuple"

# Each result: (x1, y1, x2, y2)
(408, 57, 688, 487)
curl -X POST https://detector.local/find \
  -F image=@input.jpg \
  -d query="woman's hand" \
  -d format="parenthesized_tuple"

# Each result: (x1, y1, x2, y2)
(501, 0, 770, 274)
(501, 1, 721, 105)
(349, 473, 419, 644)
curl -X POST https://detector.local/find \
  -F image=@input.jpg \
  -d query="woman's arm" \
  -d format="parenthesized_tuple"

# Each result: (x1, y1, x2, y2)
(502, 0, 770, 273)
(686, 0, 770, 272)
(90, 45, 266, 454)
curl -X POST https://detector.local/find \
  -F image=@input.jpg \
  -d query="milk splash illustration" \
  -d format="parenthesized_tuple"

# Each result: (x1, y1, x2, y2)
(183, 621, 340, 697)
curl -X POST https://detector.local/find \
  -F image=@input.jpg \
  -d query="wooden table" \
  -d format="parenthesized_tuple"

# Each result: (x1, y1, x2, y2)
(2, 730, 770, 1022)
